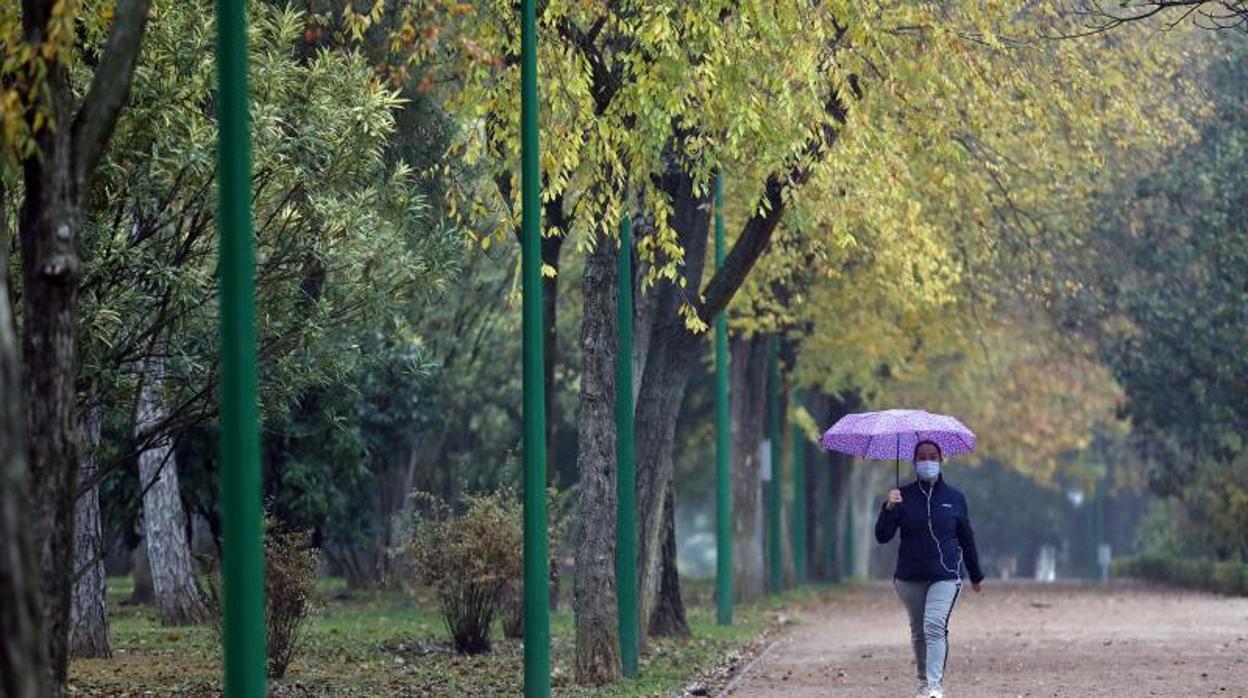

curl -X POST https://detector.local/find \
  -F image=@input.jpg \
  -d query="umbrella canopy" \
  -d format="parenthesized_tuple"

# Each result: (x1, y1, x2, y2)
(820, 409, 976, 485)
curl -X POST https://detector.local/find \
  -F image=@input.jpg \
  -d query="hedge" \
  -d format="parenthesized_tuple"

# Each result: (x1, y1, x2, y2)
(1112, 553, 1248, 596)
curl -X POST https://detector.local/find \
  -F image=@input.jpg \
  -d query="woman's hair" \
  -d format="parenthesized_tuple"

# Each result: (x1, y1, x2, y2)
(913, 439, 943, 461)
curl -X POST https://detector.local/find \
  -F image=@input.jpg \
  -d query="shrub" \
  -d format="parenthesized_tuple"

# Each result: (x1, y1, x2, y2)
(1113, 553, 1248, 596)
(208, 518, 319, 679)
(263, 523, 319, 678)
(404, 491, 523, 654)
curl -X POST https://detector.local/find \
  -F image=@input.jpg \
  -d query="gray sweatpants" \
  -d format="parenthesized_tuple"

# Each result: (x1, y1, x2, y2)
(894, 579, 962, 690)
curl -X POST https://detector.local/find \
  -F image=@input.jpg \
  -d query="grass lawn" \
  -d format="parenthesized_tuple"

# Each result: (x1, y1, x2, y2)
(68, 576, 843, 696)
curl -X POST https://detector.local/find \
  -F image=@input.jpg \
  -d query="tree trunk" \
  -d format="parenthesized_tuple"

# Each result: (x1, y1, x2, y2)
(849, 463, 886, 578)
(572, 239, 621, 685)
(69, 406, 110, 658)
(1, 177, 53, 697)
(634, 341, 697, 642)
(805, 391, 838, 582)
(21, 106, 83, 698)
(800, 429, 816, 583)
(323, 544, 377, 591)
(542, 226, 564, 483)
(816, 391, 858, 581)
(812, 445, 830, 582)
(630, 216, 657, 406)
(19, 1, 152, 688)
(626, 96, 838, 613)
(633, 390, 679, 642)
(647, 485, 688, 637)
(372, 447, 423, 589)
(729, 335, 769, 601)
(634, 165, 711, 640)
(127, 542, 154, 605)
(542, 206, 566, 611)
(136, 357, 206, 626)
(632, 131, 821, 636)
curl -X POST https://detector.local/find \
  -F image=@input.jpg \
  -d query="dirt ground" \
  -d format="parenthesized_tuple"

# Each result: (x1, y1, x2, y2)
(726, 581, 1248, 698)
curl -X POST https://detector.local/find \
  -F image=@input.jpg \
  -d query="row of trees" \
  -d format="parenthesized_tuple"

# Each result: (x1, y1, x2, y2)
(1, 1, 1238, 696)
(3, 1, 467, 692)
(1051, 37, 1248, 559)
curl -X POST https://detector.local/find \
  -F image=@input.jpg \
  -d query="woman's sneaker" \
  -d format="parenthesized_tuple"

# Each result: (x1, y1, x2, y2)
(928, 688, 944, 698)
(912, 685, 931, 698)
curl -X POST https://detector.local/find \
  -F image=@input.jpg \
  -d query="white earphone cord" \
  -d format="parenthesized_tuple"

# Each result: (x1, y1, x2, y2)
(922, 481, 963, 578)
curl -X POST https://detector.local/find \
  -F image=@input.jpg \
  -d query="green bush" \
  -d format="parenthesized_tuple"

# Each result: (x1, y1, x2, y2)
(1113, 554, 1248, 596)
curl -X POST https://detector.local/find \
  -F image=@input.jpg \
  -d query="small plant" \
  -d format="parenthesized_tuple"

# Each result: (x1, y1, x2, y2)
(208, 517, 319, 679)
(404, 490, 523, 654)
(263, 522, 319, 678)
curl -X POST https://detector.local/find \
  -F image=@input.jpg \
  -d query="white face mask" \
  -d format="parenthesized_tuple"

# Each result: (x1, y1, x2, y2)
(915, 460, 941, 482)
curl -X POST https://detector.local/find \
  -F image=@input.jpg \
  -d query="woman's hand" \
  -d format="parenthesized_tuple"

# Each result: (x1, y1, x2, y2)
(972, 582, 983, 593)
(885, 488, 903, 510)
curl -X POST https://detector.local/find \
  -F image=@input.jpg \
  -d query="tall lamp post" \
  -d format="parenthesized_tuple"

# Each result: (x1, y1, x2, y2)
(714, 172, 732, 624)
(767, 337, 782, 594)
(215, 0, 266, 694)
(520, 0, 551, 693)
(791, 391, 807, 585)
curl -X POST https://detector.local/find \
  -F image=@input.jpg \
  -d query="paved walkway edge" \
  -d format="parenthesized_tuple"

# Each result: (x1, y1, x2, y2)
(714, 639, 781, 698)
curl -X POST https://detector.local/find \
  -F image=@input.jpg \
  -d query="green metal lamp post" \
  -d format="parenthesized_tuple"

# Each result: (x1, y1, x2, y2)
(714, 172, 733, 625)
(215, 1, 550, 694)
(520, 0, 551, 693)
(767, 338, 782, 594)
(791, 391, 807, 585)
(824, 462, 836, 581)
(843, 496, 856, 579)
(215, 0, 266, 694)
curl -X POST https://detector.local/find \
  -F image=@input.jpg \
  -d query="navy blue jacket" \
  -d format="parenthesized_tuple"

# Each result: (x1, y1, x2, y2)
(875, 476, 984, 584)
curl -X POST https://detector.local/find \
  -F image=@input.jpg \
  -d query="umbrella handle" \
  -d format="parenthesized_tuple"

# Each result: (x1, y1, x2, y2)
(895, 434, 901, 488)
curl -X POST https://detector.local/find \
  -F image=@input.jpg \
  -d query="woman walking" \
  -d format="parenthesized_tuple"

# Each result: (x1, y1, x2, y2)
(875, 439, 984, 698)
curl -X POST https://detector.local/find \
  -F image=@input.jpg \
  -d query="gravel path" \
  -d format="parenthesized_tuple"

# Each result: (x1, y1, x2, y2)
(726, 581, 1248, 697)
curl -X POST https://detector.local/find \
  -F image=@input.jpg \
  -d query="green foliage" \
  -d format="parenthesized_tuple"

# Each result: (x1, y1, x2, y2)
(266, 338, 440, 553)
(404, 0, 852, 301)
(281, 0, 1214, 503)
(78, 0, 460, 431)
(775, 14, 1210, 487)
(1113, 554, 1248, 596)
(1053, 40, 1248, 555)
(405, 246, 528, 493)
(63, 0, 463, 559)
(1132, 456, 1248, 561)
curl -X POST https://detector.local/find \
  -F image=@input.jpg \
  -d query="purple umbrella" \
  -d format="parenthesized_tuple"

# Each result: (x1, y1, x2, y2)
(820, 409, 976, 486)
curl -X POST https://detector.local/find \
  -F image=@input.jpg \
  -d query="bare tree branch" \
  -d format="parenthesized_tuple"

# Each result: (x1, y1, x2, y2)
(697, 92, 849, 324)
(71, 0, 154, 184)
(1070, 0, 1248, 34)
